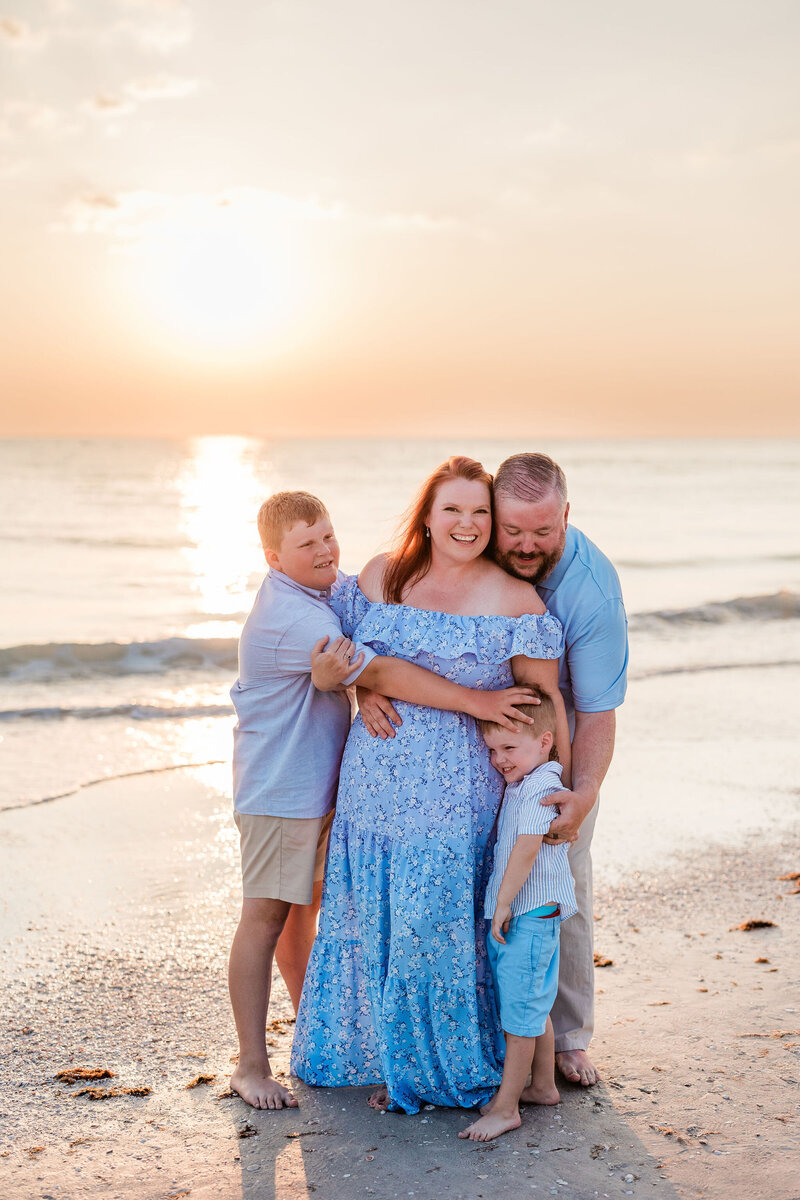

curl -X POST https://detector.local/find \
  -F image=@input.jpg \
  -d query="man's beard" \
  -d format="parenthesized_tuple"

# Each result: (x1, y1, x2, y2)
(494, 540, 564, 585)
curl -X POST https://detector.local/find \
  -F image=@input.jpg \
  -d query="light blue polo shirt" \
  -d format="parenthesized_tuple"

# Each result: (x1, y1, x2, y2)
(230, 570, 376, 819)
(536, 525, 628, 733)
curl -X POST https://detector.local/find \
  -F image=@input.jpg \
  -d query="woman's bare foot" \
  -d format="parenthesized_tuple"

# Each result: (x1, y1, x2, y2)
(367, 1086, 389, 1110)
(458, 1110, 521, 1142)
(478, 1092, 498, 1116)
(519, 1080, 560, 1106)
(230, 1063, 298, 1109)
(555, 1050, 599, 1087)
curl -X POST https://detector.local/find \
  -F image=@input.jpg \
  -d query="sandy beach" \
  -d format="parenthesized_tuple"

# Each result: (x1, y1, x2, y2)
(1, 748, 798, 1200)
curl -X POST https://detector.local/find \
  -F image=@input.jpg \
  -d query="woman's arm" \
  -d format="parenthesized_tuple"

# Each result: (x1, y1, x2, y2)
(511, 655, 571, 785)
(359, 657, 538, 731)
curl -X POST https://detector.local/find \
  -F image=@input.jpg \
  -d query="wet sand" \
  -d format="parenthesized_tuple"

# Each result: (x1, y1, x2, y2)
(1, 766, 798, 1200)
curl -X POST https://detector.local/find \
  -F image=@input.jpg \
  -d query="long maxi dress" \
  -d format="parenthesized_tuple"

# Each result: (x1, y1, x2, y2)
(290, 576, 564, 1114)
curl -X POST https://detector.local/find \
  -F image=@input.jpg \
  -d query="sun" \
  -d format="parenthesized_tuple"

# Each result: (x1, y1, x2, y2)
(127, 196, 310, 359)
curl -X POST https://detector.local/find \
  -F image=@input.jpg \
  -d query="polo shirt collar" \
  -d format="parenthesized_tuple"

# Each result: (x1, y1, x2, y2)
(269, 567, 332, 601)
(537, 526, 577, 594)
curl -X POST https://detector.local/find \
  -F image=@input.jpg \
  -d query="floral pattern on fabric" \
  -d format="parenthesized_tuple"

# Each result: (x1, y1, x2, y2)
(291, 575, 564, 1113)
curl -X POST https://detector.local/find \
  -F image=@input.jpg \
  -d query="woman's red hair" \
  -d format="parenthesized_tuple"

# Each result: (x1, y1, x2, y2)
(382, 455, 494, 604)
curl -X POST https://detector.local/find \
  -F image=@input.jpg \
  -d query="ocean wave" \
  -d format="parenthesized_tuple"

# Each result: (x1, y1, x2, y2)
(0, 703, 234, 722)
(0, 636, 239, 681)
(0, 592, 796, 683)
(629, 591, 799, 631)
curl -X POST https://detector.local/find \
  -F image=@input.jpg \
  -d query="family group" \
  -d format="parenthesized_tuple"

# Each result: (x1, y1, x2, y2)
(227, 452, 628, 1141)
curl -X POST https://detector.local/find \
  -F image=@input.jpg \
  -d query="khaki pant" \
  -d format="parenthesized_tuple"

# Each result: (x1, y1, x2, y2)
(551, 796, 599, 1054)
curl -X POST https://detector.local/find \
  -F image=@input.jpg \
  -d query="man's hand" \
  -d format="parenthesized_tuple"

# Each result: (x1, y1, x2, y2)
(469, 687, 540, 730)
(310, 635, 364, 692)
(542, 788, 596, 845)
(357, 688, 402, 739)
(491, 902, 513, 945)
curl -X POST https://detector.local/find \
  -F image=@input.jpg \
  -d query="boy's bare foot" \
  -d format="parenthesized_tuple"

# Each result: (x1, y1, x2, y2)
(367, 1086, 389, 1110)
(230, 1064, 298, 1109)
(555, 1050, 599, 1087)
(458, 1110, 521, 1142)
(519, 1081, 560, 1106)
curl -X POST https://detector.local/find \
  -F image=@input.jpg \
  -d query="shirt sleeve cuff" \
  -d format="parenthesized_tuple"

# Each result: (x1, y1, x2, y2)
(341, 643, 377, 686)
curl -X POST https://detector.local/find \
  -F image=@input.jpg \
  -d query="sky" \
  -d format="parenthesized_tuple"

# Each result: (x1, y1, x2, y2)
(1, 0, 798, 437)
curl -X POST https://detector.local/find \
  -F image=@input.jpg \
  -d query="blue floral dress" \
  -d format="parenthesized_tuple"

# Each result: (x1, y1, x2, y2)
(290, 576, 564, 1114)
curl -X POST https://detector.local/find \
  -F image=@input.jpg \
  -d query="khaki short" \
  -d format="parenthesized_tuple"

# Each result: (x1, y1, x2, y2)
(234, 810, 333, 905)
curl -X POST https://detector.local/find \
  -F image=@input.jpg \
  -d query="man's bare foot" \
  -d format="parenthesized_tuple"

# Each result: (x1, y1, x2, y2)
(555, 1050, 599, 1087)
(458, 1110, 521, 1142)
(367, 1086, 389, 1111)
(230, 1064, 298, 1110)
(519, 1080, 560, 1105)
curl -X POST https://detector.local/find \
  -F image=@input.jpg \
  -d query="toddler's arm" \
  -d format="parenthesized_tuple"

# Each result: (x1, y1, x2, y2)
(491, 834, 544, 945)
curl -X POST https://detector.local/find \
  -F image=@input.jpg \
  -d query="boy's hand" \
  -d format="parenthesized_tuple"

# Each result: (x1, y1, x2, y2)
(357, 688, 402, 739)
(470, 687, 540, 730)
(491, 903, 513, 945)
(310, 635, 364, 691)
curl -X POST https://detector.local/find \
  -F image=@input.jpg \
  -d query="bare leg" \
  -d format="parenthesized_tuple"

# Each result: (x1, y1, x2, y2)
(275, 879, 323, 1013)
(520, 1016, 560, 1105)
(458, 1032, 535, 1141)
(228, 897, 299, 1109)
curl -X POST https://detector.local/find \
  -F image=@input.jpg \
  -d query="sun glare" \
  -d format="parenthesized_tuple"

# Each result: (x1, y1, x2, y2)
(178, 436, 267, 634)
(130, 201, 309, 358)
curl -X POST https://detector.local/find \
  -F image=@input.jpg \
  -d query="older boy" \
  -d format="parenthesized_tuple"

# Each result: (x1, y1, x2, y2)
(229, 491, 537, 1110)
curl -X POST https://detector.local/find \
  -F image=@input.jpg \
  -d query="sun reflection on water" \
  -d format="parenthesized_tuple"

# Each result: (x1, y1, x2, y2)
(178, 436, 268, 636)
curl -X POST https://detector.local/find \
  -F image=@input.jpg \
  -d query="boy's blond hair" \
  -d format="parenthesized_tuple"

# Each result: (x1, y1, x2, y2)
(478, 685, 560, 762)
(257, 491, 329, 553)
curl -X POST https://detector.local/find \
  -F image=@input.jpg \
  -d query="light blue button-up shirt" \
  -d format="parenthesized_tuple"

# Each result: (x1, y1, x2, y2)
(230, 570, 376, 818)
(537, 525, 628, 734)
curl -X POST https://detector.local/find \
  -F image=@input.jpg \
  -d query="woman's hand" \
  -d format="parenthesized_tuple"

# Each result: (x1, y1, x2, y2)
(310, 635, 364, 692)
(468, 686, 540, 730)
(357, 688, 403, 739)
(491, 902, 512, 944)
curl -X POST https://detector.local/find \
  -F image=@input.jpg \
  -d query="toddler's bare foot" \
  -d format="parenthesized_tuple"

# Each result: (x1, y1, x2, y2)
(555, 1050, 599, 1087)
(230, 1062, 298, 1110)
(367, 1086, 389, 1111)
(519, 1081, 560, 1106)
(458, 1110, 521, 1142)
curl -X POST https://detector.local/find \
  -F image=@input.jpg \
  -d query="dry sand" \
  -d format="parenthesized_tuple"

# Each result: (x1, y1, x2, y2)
(1, 769, 798, 1200)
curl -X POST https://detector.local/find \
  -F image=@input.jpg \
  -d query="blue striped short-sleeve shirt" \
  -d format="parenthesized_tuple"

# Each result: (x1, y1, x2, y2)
(483, 761, 577, 922)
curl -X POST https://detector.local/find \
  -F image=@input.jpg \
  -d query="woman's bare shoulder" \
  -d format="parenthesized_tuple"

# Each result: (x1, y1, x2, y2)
(358, 553, 390, 602)
(486, 561, 546, 617)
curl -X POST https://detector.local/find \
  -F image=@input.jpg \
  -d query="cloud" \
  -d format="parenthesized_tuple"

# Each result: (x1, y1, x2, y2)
(376, 211, 479, 236)
(80, 92, 137, 119)
(0, 16, 47, 47)
(1, 99, 79, 137)
(54, 187, 345, 243)
(124, 73, 198, 100)
(113, 2, 193, 52)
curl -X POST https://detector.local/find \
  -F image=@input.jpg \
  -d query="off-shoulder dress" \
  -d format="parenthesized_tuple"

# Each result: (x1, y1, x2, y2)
(291, 575, 564, 1113)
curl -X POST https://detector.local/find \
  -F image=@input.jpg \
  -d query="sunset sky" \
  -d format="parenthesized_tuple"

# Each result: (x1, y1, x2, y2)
(1, 0, 798, 437)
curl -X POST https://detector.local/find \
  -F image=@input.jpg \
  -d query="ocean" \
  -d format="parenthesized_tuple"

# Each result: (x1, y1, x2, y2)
(1, 436, 798, 881)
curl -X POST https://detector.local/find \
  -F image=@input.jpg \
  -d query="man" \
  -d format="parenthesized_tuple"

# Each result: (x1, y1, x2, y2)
(491, 452, 628, 1086)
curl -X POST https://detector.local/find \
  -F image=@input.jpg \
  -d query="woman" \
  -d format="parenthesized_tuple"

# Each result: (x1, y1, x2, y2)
(291, 456, 569, 1113)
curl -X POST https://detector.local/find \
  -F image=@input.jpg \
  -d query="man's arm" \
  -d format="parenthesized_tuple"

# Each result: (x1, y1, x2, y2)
(543, 709, 616, 843)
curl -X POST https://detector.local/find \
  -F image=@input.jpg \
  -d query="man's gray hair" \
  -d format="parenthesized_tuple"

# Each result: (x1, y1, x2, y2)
(494, 453, 568, 506)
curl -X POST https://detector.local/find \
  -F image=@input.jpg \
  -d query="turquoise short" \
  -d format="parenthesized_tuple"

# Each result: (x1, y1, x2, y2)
(487, 909, 561, 1038)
